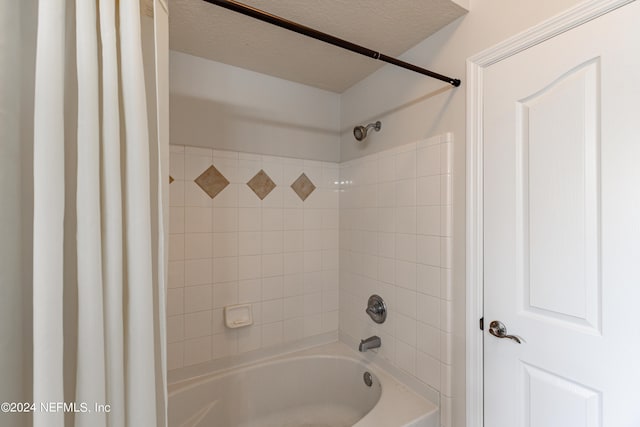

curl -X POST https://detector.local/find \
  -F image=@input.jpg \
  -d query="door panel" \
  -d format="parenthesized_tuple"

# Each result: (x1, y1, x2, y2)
(483, 2, 640, 426)
(518, 59, 600, 328)
(523, 362, 601, 427)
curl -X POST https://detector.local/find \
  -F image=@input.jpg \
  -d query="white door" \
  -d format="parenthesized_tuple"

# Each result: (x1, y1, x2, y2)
(483, 2, 640, 426)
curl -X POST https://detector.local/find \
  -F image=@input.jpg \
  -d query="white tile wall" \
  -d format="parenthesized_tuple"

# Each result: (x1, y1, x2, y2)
(169, 135, 454, 427)
(168, 145, 339, 370)
(338, 133, 454, 426)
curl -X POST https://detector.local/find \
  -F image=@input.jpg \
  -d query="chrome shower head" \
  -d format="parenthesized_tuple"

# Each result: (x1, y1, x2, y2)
(353, 121, 381, 142)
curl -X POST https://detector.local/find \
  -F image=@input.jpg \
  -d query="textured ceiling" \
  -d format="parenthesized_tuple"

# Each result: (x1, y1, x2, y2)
(169, 0, 468, 93)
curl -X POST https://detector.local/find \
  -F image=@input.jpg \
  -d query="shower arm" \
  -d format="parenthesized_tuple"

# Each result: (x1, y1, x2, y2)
(202, 0, 462, 87)
(365, 122, 380, 132)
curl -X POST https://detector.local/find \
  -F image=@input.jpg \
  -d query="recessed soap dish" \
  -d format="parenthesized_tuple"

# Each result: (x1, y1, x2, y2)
(224, 304, 253, 329)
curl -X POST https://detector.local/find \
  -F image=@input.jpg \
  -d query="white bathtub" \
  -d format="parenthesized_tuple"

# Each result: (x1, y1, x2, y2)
(168, 342, 438, 427)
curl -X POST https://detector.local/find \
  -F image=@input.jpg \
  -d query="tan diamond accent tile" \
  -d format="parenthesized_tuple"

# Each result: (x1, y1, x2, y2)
(291, 173, 316, 201)
(247, 169, 276, 200)
(169, 175, 174, 184)
(194, 165, 229, 199)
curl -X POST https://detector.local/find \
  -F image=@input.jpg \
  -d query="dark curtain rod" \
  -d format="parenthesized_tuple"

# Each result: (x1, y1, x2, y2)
(202, 0, 461, 87)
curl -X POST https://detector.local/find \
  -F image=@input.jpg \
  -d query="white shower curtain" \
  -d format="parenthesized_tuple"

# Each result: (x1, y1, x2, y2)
(32, 1, 166, 426)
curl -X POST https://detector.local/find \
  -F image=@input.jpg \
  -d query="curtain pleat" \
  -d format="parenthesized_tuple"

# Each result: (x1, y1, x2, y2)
(152, 5, 170, 425)
(99, 0, 126, 426)
(33, 1, 66, 426)
(75, 0, 107, 425)
(119, 1, 159, 425)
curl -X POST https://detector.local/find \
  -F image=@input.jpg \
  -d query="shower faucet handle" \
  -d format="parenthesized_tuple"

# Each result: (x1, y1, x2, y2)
(365, 294, 386, 324)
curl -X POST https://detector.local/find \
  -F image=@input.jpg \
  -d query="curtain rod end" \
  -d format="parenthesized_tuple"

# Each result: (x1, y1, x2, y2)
(451, 79, 461, 87)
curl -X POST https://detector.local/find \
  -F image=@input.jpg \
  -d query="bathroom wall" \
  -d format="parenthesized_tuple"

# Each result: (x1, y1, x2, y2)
(0, 2, 36, 425)
(338, 1, 585, 426)
(169, 51, 341, 162)
(167, 145, 339, 370)
(339, 134, 454, 423)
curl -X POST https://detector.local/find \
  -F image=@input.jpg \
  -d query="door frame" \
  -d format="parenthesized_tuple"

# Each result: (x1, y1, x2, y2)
(464, 0, 634, 425)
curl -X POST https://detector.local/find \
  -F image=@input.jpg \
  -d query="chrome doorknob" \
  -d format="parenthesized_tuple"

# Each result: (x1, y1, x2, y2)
(489, 320, 524, 344)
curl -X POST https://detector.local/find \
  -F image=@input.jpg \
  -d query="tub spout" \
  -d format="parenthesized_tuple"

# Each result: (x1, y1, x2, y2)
(359, 335, 381, 352)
